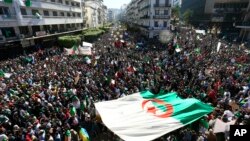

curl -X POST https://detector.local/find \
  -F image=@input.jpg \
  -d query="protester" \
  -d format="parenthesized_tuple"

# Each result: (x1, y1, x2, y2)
(0, 25, 249, 141)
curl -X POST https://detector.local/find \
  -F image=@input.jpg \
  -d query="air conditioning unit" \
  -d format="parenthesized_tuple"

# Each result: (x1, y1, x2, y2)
(0, 36, 6, 42)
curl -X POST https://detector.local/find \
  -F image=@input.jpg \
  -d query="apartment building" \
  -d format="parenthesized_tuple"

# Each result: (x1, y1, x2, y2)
(126, 0, 171, 38)
(236, 1, 250, 42)
(84, 0, 107, 28)
(0, 0, 84, 47)
(181, 0, 249, 37)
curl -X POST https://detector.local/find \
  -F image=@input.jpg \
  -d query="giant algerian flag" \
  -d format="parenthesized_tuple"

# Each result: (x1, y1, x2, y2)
(95, 91, 213, 141)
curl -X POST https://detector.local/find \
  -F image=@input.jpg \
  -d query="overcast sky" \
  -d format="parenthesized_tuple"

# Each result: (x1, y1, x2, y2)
(103, 0, 131, 9)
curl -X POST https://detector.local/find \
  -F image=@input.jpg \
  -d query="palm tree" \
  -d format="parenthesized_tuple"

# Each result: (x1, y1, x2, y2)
(183, 9, 193, 26)
(171, 5, 180, 26)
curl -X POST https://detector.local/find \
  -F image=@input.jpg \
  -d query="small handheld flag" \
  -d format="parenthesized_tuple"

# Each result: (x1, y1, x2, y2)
(79, 128, 90, 141)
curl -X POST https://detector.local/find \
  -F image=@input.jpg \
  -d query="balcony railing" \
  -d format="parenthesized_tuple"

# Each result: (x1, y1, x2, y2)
(0, 14, 16, 21)
(139, 5, 150, 11)
(153, 15, 170, 19)
(211, 17, 224, 22)
(22, 15, 82, 19)
(141, 25, 149, 29)
(153, 27, 168, 30)
(140, 15, 150, 19)
(31, 0, 81, 8)
(235, 22, 250, 27)
(154, 4, 171, 8)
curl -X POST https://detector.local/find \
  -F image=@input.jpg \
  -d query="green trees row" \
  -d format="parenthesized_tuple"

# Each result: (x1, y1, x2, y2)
(171, 6, 193, 26)
(58, 26, 111, 48)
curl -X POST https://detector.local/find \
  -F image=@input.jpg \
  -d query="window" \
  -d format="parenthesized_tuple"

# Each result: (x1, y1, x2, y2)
(154, 21, 159, 27)
(52, 25, 58, 31)
(1, 27, 16, 38)
(20, 8, 27, 15)
(0, 7, 10, 16)
(77, 13, 81, 17)
(165, 0, 169, 5)
(32, 9, 39, 15)
(76, 3, 80, 7)
(67, 13, 71, 17)
(50, 0, 55, 2)
(59, 24, 65, 31)
(58, 0, 62, 4)
(43, 10, 49, 16)
(163, 21, 167, 27)
(155, 10, 159, 15)
(19, 26, 29, 35)
(43, 25, 50, 32)
(66, 24, 71, 28)
(156, 0, 159, 5)
(65, 1, 69, 5)
(53, 11, 58, 16)
(164, 10, 168, 15)
(32, 26, 41, 35)
(71, 2, 75, 6)
(60, 12, 64, 16)
(72, 13, 75, 17)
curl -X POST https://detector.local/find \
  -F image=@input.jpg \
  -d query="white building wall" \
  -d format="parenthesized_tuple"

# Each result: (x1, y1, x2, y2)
(84, 0, 106, 28)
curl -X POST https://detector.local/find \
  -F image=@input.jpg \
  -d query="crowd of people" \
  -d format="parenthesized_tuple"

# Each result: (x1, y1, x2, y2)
(0, 24, 250, 141)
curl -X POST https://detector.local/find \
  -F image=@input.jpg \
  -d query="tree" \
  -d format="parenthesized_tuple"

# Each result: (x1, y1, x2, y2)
(183, 9, 193, 26)
(171, 5, 180, 26)
(58, 35, 81, 48)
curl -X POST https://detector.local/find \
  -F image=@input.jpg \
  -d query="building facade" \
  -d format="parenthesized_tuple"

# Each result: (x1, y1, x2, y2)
(84, 0, 107, 28)
(236, 1, 250, 42)
(126, 0, 171, 38)
(108, 9, 114, 22)
(181, 0, 249, 39)
(0, 0, 84, 46)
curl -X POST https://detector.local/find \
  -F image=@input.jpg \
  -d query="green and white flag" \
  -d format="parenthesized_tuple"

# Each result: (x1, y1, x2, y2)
(95, 91, 213, 141)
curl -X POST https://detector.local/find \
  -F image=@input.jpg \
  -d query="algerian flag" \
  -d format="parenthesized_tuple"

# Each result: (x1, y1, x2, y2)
(3, 73, 12, 78)
(195, 48, 201, 54)
(65, 130, 71, 141)
(70, 107, 76, 116)
(64, 45, 79, 55)
(4, 0, 12, 3)
(95, 91, 213, 141)
(0, 70, 4, 78)
(175, 44, 182, 53)
(0, 70, 12, 78)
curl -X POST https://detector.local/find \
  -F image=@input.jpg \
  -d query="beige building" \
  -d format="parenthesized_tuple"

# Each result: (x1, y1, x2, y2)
(126, 0, 171, 38)
(84, 0, 107, 28)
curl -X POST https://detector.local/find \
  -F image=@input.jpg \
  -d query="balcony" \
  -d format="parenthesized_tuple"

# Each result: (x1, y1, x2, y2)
(141, 25, 150, 29)
(153, 27, 168, 30)
(22, 0, 82, 13)
(0, 14, 16, 21)
(20, 15, 83, 26)
(139, 5, 150, 11)
(153, 15, 170, 19)
(235, 22, 250, 29)
(211, 17, 224, 22)
(0, 15, 18, 27)
(154, 4, 171, 8)
(140, 15, 150, 19)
